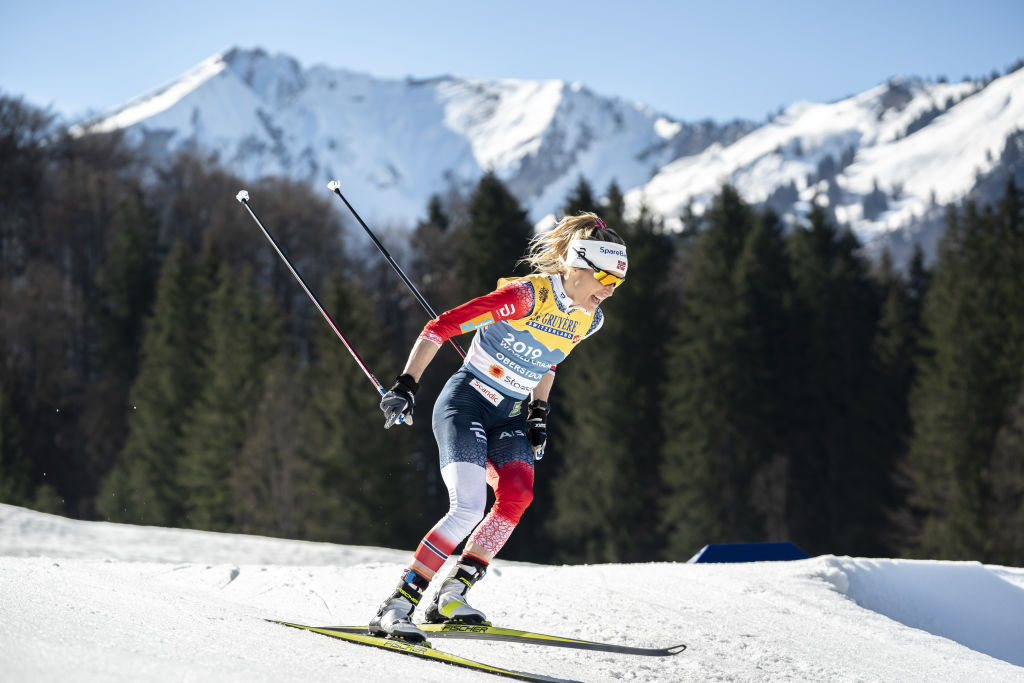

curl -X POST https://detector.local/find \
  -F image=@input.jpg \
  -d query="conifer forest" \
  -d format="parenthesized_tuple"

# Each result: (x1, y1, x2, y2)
(2, 94, 1023, 565)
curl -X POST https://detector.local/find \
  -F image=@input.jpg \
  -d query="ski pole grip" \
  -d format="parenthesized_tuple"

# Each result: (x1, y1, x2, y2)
(236, 190, 250, 203)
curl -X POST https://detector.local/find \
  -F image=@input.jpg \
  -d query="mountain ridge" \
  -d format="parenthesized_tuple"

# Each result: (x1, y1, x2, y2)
(75, 46, 753, 227)
(78, 47, 1023, 258)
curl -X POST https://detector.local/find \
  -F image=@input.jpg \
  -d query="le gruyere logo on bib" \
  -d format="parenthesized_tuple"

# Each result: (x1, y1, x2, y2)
(488, 364, 505, 379)
(526, 312, 579, 340)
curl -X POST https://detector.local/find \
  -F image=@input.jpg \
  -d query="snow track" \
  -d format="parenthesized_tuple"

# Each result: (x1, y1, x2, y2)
(2, 504, 1022, 682)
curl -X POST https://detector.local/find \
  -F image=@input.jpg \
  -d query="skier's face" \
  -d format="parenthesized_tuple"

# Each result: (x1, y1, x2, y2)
(565, 267, 617, 313)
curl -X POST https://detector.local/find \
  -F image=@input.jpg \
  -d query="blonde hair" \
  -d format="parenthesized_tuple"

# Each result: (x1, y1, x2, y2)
(520, 212, 625, 275)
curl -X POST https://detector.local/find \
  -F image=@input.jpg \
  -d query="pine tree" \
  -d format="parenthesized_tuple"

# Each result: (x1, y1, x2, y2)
(870, 250, 921, 551)
(98, 241, 206, 525)
(863, 180, 889, 221)
(658, 188, 793, 559)
(302, 272, 420, 546)
(83, 188, 160, 498)
(905, 244, 930, 333)
(602, 181, 626, 228)
(425, 194, 450, 232)
(786, 206, 890, 556)
(93, 188, 160, 370)
(0, 383, 31, 506)
(178, 260, 281, 532)
(729, 210, 796, 540)
(906, 180, 1024, 560)
(455, 171, 533, 301)
(989, 376, 1024, 565)
(0, 98, 50, 510)
(0, 95, 53, 276)
(563, 176, 598, 216)
(232, 354, 309, 539)
(872, 251, 916, 428)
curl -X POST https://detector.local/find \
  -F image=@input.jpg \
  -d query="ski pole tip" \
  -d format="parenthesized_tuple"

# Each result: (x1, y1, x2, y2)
(327, 180, 340, 192)
(235, 190, 250, 203)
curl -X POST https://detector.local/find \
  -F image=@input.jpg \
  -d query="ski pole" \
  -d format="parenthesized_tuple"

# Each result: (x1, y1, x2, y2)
(327, 181, 466, 360)
(235, 190, 401, 420)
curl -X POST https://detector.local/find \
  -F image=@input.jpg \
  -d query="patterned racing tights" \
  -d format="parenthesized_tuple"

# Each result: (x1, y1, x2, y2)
(409, 369, 535, 578)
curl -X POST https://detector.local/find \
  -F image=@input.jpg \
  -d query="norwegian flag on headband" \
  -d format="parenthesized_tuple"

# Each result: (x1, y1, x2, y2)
(594, 216, 607, 231)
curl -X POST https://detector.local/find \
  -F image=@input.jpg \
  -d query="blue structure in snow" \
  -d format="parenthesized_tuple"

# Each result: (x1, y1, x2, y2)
(687, 542, 810, 563)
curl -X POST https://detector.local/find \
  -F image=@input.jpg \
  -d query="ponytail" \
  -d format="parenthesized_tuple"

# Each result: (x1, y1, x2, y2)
(520, 212, 625, 275)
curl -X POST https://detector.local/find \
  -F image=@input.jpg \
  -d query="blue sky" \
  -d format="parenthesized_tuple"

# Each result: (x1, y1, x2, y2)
(2, 0, 1021, 123)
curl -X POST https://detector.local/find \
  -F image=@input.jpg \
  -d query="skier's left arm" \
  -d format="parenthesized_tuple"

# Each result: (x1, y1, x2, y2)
(531, 370, 555, 403)
(526, 308, 601, 456)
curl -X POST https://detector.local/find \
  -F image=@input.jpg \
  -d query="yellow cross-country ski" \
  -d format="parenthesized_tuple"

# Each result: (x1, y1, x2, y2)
(267, 620, 581, 683)
(282, 620, 687, 657)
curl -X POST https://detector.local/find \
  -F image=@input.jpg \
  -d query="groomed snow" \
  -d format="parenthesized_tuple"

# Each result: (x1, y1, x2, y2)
(2, 503, 1022, 682)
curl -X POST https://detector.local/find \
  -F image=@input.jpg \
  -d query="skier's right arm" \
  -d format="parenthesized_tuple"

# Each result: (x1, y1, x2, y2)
(401, 337, 441, 382)
(419, 280, 534, 345)
(381, 280, 534, 429)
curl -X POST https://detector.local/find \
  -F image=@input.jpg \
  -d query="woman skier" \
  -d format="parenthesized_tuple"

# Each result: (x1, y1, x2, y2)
(371, 212, 627, 641)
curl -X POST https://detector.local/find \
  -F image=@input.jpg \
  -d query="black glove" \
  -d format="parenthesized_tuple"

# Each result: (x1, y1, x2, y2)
(381, 374, 418, 429)
(526, 399, 549, 460)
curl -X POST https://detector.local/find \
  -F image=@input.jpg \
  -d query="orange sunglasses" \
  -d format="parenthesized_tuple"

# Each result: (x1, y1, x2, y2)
(576, 251, 625, 288)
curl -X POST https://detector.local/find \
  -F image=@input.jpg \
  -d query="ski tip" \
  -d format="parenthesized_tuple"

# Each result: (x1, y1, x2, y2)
(667, 643, 687, 655)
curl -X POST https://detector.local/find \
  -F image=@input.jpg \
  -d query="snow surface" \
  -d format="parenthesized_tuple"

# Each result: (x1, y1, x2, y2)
(2, 504, 1023, 682)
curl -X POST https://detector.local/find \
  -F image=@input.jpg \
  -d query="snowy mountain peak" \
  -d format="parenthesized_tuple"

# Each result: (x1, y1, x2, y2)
(77, 46, 751, 227)
(77, 51, 230, 134)
(627, 66, 1023, 259)
(77, 47, 1022, 257)
(220, 47, 307, 106)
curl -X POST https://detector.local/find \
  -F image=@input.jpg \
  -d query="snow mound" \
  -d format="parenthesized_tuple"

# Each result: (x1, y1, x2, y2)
(829, 557, 1024, 667)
